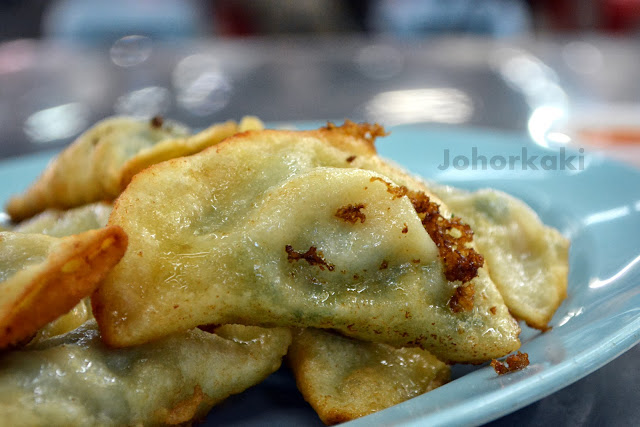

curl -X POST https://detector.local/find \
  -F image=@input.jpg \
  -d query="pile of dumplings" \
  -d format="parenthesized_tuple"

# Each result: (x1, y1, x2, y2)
(0, 116, 569, 426)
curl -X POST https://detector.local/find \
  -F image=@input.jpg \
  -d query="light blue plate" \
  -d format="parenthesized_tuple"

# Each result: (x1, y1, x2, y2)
(1, 125, 639, 426)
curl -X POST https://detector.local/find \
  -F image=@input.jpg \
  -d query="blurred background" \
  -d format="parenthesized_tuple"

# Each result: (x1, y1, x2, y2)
(1, 0, 640, 164)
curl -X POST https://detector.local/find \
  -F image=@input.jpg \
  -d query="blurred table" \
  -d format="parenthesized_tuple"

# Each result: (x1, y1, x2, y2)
(0, 35, 638, 425)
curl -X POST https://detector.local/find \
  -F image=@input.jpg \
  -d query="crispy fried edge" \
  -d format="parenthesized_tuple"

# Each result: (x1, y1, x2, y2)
(0, 226, 127, 349)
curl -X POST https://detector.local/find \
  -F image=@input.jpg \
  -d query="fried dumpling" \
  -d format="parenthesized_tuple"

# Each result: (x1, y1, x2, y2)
(431, 187, 570, 329)
(0, 321, 291, 426)
(288, 328, 449, 425)
(118, 115, 264, 191)
(0, 227, 127, 348)
(6, 116, 263, 221)
(6, 117, 188, 221)
(14, 202, 112, 237)
(12, 202, 114, 343)
(94, 123, 520, 363)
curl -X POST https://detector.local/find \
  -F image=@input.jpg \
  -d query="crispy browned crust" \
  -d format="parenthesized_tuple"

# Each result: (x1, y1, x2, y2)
(0, 226, 127, 349)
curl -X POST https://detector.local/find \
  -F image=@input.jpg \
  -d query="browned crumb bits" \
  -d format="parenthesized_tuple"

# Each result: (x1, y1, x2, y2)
(448, 284, 475, 313)
(150, 116, 164, 128)
(285, 245, 335, 271)
(335, 204, 366, 224)
(491, 351, 530, 375)
(379, 260, 388, 270)
(323, 120, 388, 145)
(369, 177, 484, 286)
(346, 155, 357, 163)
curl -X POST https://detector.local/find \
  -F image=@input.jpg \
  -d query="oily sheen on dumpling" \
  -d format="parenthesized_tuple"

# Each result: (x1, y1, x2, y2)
(432, 187, 569, 329)
(0, 321, 291, 426)
(14, 202, 112, 237)
(288, 328, 450, 425)
(0, 227, 126, 348)
(13, 202, 114, 343)
(93, 124, 520, 363)
(6, 116, 263, 221)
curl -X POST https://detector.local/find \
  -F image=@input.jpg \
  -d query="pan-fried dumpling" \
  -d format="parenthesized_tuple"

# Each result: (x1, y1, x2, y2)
(94, 123, 520, 363)
(12, 202, 114, 342)
(14, 202, 112, 237)
(0, 321, 291, 426)
(431, 187, 569, 329)
(6, 116, 263, 221)
(0, 227, 127, 348)
(288, 328, 449, 425)
(118, 115, 263, 191)
(6, 117, 188, 221)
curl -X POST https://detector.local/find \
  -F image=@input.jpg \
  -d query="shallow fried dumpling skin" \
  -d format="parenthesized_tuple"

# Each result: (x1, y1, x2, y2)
(94, 124, 520, 363)
(13, 202, 113, 342)
(6, 116, 263, 221)
(432, 187, 569, 329)
(6, 117, 189, 221)
(0, 227, 127, 348)
(288, 328, 450, 425)
(0, 321, 291, 426)
(15, 202, 112, 237)
(117, 115, 263, 191)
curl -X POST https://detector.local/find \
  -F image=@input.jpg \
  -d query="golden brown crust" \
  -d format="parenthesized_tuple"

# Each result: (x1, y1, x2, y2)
(0, 226, 127, 349)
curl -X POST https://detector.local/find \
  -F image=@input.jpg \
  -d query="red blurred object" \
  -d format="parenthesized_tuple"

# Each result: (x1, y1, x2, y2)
(214, 2, 256, 36)
(600, 0, 640, 31)
(531, 0, 640, 32)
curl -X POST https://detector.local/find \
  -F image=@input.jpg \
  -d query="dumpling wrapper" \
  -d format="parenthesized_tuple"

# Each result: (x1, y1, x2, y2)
(117, 115, 263, 190)
(6, 116, 263, 221)
(288, 328, 449, 425)
(15, 202, 112, 237)
(13, 202, 114, 342)
(0, 320, 291, 426)
(431, 187, 570, 329)
(0, 227, 127, 348)
(94, 123, 520, 363)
